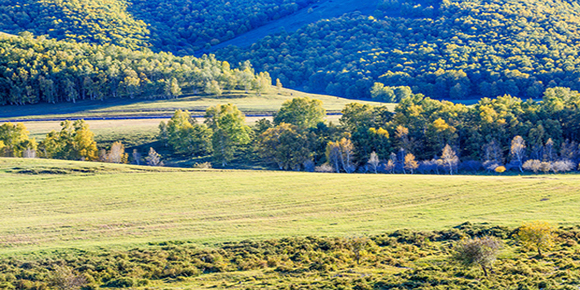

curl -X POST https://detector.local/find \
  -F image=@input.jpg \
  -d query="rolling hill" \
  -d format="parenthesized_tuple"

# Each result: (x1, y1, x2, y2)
(215, 0, 580, 99)
(3, 0, 580, 102)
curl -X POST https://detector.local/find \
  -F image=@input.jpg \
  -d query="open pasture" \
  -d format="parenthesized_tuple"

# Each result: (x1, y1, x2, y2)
(0, 89, 388, 121)
(0, 158, 578, 254)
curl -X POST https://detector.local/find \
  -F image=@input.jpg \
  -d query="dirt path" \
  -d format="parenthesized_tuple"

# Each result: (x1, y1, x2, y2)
(199, 0, 379, 54)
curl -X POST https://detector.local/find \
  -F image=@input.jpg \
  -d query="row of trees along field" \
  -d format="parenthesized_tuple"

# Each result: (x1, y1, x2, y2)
(0, 0, 318, 54)
(0, 120, 165, 166)
(3, 87, 580, 174)
(0, 33, 271, 105)
(216, 0, 580, 100)
(158, 87, 580, 174)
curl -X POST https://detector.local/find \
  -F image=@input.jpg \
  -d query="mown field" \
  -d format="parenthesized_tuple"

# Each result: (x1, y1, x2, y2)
(2, 158, 580, 289)
(1, 158, 579, 255)
(0, 89, 387, 121)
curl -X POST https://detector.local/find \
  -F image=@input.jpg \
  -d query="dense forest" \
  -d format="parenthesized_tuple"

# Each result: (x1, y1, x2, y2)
(0, 0, 318, 54)
(0, 33, 271, 105)
(216, 0, 580, 99)
(4, 0, 580, 101)
(127, 0, 318, 54)
(0, 0, 150, 49)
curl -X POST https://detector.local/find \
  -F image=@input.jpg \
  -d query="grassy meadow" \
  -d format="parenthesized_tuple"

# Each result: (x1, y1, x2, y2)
(1, 158, 579, 256)
(0, 89, 389, 121)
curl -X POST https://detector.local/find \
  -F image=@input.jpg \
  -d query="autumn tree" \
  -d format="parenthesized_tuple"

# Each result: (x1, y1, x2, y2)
(39, 120, 98, 161)
(146, 147, 163, 166)
(404, 153, 418, 174)
(0, 122, 37, 157)
(367, 151, 380, 173)
(102, 141, 128, 164)
(517, 221, 555, 257)
(523, 159, 541, 173)
(326, 137, 356, 173)
(453, 237, 502, 277)
(482, 140, 503, 170)
(205, 104, 251, 166)
(386, 152, 397, 173)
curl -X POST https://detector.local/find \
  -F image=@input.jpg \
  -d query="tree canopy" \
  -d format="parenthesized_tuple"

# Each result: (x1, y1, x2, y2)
(216, 0, 580, 99)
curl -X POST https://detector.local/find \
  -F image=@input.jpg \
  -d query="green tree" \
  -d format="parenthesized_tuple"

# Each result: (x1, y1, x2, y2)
(205, 104, 251, 166)
(38, 120, 98, 161)
(165, 110, 212, 156)
(0, 122, 36, 157)
(274, 97, 326, 129)
(257, 123, 312, 170)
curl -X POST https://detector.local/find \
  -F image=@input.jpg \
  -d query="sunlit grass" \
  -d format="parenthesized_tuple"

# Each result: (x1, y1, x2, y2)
(0, 88, 390, 121)
(1, 158, 579, 255)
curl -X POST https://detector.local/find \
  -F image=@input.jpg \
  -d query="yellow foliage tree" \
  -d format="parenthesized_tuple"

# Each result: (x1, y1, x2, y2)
(517, 221, 555, 257)
(404, 153, 418, 174)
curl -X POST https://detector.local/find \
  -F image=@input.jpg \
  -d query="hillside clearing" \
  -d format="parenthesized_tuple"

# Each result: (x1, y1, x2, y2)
(0, 89, 388, 121)
(0, 158, 578, 255)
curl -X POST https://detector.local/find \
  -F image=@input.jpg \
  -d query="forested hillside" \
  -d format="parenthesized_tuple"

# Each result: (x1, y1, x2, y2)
(127, 0, 318, 54)
(216, 0, 580, 99)
(4, 0, 580, 102)
(0, 33, 271, 105)
(0, 0, 318, 54)
(0, 0, 150, 49)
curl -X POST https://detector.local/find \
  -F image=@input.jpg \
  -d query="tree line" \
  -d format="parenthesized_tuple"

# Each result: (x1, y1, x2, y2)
(3, 87, 580, 174)
(216, 0, 580, 100)
(158, 87, 580, 174)
(0, 33, 271, 105)
(0, 119, 164, 166)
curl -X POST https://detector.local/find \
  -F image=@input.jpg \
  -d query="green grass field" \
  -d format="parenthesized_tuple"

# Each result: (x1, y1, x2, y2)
(0, 89, 389, 121)
(1, 158, 579, 256)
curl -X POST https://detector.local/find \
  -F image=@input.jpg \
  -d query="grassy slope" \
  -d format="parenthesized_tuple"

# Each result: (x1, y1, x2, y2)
(1, 158, 579, 255)
(0, 89, 388, 121)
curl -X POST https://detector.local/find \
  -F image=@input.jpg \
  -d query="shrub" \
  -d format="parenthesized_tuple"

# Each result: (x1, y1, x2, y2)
(452, 236, 502, 277)
(193, 162, 213, 169)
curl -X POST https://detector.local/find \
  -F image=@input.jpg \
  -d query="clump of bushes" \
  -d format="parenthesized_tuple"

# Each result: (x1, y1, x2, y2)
(2, 223, 579, 289)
